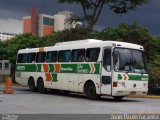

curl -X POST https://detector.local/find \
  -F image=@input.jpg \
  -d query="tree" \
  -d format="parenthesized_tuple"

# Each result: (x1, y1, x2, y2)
(3, 33, 40, 67)
(148, 36, 160, 89)
(50, 28, 98, 42)
(59, 0, 149, 30)
(98, 23, 152, 60)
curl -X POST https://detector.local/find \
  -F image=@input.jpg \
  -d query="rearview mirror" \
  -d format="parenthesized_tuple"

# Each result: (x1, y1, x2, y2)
(113, 51, 119, 64)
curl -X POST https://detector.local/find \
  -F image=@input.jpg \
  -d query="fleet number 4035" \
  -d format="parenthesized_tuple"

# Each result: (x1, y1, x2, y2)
(16, 66, 25, 71)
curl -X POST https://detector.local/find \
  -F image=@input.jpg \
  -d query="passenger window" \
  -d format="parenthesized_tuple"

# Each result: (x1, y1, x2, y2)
(17, 53, 27, 63)
(46, 51, 57, 62)
(103, 48, 111, 71)
(58, 50, 71, 62)
(71, 49, 85, 62)
(36, 52, 46, 63)
(27, 53, 36, 63)
(86, 48, 100, 62)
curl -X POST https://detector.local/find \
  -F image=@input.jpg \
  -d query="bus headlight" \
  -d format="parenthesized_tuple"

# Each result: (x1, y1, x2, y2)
(117, 82, 125, 87)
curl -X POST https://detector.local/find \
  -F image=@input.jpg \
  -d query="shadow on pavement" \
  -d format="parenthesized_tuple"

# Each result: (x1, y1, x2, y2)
(14, 86, 143, 103)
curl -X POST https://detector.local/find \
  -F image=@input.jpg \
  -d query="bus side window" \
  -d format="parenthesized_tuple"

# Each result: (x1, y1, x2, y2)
(27, 53, 36, 63)
(46, 51, 57, 62)
(58, 50, 71, 62)
(103, 48, 111, 71)
(36, 52, 46, 63)
(17, 53, 27, 63)
(71, 49, 85, 62)
(86, 48, 100, 62)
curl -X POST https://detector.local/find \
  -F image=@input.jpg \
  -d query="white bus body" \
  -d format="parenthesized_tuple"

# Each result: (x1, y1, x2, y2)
(15, 39, 149, 100)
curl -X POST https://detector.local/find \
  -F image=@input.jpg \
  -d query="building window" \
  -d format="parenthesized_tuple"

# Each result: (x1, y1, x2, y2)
(5, 62, 9, 69)
(43, 17, 54, 26)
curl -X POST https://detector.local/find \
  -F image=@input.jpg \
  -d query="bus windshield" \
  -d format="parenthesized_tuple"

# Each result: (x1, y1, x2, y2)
(113, 48, 147, 74)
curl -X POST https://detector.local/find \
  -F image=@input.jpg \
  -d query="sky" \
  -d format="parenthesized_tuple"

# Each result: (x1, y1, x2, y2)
(0, 0, 159, 35)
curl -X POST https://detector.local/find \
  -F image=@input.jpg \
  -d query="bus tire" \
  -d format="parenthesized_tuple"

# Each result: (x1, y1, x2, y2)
(28, 77, 37, 92)
(37, 78, 46, 94)
(113, 96, 124, 101)
(85, 82, 100, 100)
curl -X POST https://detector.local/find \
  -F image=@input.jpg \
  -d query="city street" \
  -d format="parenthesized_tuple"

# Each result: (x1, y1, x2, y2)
(0, 86, 160, 114)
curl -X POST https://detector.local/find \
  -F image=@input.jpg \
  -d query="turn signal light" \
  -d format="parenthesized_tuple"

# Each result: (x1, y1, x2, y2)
(113, 82, 118, 87)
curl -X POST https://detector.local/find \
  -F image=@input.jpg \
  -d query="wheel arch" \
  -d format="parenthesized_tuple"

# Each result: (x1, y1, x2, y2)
(28, 76, 35, 86)
(84, 79, 95, 93)
(36, 76, 44, 85)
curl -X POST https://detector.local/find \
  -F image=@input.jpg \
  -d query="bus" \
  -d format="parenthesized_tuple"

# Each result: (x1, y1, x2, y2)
(15, 39, 149, 100)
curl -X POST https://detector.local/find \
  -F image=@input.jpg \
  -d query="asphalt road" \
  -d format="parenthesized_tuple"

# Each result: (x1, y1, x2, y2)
(0, 86, 160, 114)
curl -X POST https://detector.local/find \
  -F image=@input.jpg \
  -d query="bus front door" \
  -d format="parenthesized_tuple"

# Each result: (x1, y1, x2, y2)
(100, 47, 112, 95)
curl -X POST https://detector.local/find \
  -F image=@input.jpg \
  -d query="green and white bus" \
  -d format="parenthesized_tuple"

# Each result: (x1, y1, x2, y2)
(15, 39, 149, 100)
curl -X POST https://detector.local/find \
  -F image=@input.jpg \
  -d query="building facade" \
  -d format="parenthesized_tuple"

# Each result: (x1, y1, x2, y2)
(0, 32, 16, 41)
(23, 8, 54, 37)
(23, 8, 82, 37)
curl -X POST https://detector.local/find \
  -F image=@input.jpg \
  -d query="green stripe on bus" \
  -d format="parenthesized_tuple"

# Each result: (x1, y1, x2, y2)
(37, 64, 41, 72)
(49, 64, 54, 72)
(118, 74, 123, 80)
(118, 74, 149, 81)
(52, 73, 57, 82)
(16, 63, 100, 74)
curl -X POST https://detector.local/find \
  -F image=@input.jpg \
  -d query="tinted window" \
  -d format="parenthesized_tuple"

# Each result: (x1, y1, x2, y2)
(58, 50, 71, 62)
(27, 53, 36, 63)
(17, 53, 27, 63)
(103, 48, 111, 71)
(46, 51, 57, 62)
(36, 52, 46, 63)
(86, 48, 100, 62)
(71, 49, 85, 62)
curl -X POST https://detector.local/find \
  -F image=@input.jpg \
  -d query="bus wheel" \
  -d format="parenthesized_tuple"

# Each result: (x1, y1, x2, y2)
(37, 78, 46, 94)
(28, 77, 37, 92)
(85, 82, 100, 100)
(113, 96, 124, 101)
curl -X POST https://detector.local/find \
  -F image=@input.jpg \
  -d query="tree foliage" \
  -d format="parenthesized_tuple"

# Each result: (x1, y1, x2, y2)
(98, 23, 153, 60)
(1, 33, 40, 67)
(59, 0, 149, 29)
(148, 36, 160, 87)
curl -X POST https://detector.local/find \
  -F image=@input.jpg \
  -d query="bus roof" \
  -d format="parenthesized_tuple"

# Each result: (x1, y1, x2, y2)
(18, 39, 144, 53)
(55, 39, 103, 46)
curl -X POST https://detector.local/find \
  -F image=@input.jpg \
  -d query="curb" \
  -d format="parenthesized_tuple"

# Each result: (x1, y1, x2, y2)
(128, 95, 160, 99)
